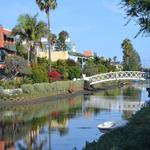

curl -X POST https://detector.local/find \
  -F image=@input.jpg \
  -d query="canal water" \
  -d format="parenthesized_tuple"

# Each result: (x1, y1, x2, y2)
(0, 82, 150, 150)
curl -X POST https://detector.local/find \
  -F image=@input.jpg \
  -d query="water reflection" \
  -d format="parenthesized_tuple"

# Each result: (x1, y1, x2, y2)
(0, 83, 149, 150)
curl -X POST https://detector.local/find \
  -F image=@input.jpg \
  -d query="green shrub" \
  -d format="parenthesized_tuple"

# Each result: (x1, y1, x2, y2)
(0, 86, 3, 94)
(21, 77, 33, 84)
(21, 84, 35, 94)
(21, 80, 84, 95)
(1, 80, 18, 89)
(83, 101, 150, 150)
(31, 64, 49, 83)
(68, 66, 81, 80)
(33, 83, 51, 93)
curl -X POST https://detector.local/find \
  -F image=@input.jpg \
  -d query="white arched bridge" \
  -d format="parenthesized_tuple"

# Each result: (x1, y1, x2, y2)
(84, 71, 147, 85)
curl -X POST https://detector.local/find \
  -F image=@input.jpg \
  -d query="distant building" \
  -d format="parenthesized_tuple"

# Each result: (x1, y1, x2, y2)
(111, 61, 123, 71)
(0, 25, 16, 68)
(84, 50, 93, 58)
(65, 38, 77, 52)
(37, 50, 69, 62)
(68, 51, 91, 68)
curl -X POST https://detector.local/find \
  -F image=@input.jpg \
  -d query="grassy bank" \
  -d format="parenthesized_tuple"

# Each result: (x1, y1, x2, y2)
(83, 101, 150, 150)
(0, 80, 84, 102)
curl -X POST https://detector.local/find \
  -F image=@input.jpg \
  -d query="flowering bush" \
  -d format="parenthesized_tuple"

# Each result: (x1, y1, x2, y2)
(48, 71, 61, 80)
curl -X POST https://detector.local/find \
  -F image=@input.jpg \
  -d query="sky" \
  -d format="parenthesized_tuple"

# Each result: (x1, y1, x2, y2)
(0, 0, 149, 67)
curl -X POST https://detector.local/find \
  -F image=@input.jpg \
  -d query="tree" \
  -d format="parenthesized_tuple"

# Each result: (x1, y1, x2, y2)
(122, 38, 141, 71)
(121, 0, 150, 37)
(82, 60, 99, 76)
(121, 38, 133, 67)
(13, 14, 48, 64)
(16, 43, 28, 59)
(128, 49, 141, 71)
(57, 30, 69, 51)
(36, 0, 57, 72)
(113, 56, 117, 63)
(5, 55, 32, 78)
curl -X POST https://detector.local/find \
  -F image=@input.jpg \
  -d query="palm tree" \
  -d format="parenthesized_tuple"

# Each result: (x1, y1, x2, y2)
(13, 14, 48, 64)
(58, 30, 69, 51)
(121, 39, 132, 67)
(36, 0, 57, 72)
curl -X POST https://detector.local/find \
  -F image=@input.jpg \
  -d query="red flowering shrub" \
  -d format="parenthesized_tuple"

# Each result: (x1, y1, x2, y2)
(48, 70, 61, 80)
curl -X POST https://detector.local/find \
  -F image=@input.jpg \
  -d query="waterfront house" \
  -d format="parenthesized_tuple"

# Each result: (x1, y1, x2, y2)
(0, 25, 16, 69)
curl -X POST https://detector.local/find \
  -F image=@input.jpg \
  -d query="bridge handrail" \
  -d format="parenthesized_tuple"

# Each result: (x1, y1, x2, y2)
(87, 71, 146, 80)
(84, 71, 147, 85)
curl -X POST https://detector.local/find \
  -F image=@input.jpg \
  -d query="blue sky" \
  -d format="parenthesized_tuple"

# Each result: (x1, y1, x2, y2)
(0, 0, 149, 66)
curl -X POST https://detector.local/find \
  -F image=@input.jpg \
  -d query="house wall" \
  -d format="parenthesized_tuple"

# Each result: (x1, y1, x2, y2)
(0, 26, 12, 48)
(37, 50, 69, 62)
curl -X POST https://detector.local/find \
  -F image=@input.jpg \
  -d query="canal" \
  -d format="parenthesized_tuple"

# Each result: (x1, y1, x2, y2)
(0, 82, 149, 150)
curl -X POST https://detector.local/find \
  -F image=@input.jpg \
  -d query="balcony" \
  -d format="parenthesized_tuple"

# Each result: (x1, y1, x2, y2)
(4, 43, 16, 52)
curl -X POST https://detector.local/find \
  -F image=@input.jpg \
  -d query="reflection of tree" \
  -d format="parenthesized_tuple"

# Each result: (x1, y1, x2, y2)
(0, 96, 84, 148)
(97, 87, 121, 98)
(59, 128, 69, 136)
(0, 115, 48, 150)
(93, 108, 101, 115)
(122, 86, 141, 101)
(0, 96, 83, 123)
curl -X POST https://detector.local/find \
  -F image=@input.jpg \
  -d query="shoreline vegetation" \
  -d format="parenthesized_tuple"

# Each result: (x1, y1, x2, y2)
(83, 101, 150, 150)
(0, 80, 122, 106)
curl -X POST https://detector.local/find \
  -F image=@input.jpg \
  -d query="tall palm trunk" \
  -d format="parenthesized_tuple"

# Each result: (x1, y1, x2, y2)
(27, 41, 31, 65)
(47, 11, 52, 73)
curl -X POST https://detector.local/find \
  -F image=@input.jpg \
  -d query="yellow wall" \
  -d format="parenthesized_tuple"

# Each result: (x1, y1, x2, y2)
(37, 51, 69, 62)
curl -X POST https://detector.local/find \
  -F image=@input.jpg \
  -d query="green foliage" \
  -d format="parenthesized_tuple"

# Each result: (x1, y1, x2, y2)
(36, 0, 57, 15)
(13, 13, 48, 64)
(57, 30, 69, 51)
(121, 0, 150, 37)
(0, 80, 20, 89)
(31, 64, 49, 83)
(0, 86, 3, 94)
(52, 59, 81, 80)
(83, 62, 98, 76)
(68, 66, 81, 80)
(16, 43, 28, 59)
(5, 55, 32, 77)
(83, 57, 116, 76)
(33, 83, 50, 93)
(128, 50, 141, 71)
(122, 38, 141, 71)
(21, 80, 84, 95)
(21, 84, 35, 94)
(21, 76, 33, 84)
(83, 101, 150, 150)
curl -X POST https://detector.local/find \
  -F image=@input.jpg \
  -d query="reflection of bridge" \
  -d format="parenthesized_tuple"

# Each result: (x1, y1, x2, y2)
(83, 96, 145, 111)
(84, 71, 147, 85)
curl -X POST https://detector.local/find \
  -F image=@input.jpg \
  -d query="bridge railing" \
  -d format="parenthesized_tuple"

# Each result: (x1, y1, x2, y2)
(85, 71, 147, 85)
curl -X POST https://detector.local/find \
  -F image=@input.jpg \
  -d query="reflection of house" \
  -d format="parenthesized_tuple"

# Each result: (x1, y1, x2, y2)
(0, 140, 15, 150)
(51, 119, 68, 129)
(0, 25, 16, 68)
